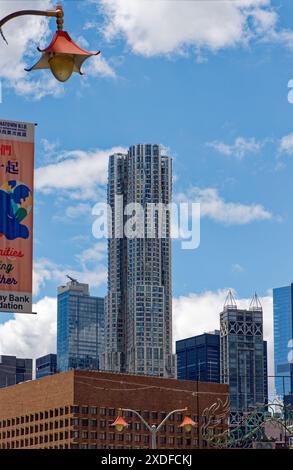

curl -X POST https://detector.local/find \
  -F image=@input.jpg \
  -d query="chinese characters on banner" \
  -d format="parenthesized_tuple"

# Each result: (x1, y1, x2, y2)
(0, 120, 35, 314)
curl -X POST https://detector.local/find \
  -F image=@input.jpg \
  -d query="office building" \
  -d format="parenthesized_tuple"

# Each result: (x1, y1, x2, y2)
(102, 144, 175, 377)
(176, 332, 220, 383)
(273, 283, 293, 397)
(0, 369, 229, 449)
(263, 340, 268, 405)
(220, 292, 267, 424)
(57, 277, 104, 372)
(0, 355, 32, 388)
(36, 354, 57, 379)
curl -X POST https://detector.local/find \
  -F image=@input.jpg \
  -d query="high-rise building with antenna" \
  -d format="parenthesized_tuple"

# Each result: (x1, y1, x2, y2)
(57, 278, 104, 372)
(220, 291, 268, 424)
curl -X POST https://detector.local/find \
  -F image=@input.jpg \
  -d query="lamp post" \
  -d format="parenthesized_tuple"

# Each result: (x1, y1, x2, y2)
(0, 5, 99, 82)
(111, 407, 196, 450)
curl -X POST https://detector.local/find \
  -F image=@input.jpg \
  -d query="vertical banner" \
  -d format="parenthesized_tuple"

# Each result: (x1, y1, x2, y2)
(0, 120, 34, 314)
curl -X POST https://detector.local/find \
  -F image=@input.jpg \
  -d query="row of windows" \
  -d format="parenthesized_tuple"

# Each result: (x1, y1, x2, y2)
(0, 416, 171, 438)
(1, 430, 157, 443)
(1, 409, 202, 429)
(1, 431, 70, 447)
(0, 407, 71, 428)
(0, 420, 71, 438)
(0, 406, 117, 429)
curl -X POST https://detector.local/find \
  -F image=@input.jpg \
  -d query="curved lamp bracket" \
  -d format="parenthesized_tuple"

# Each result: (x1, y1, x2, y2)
(0, 6, 64, 44)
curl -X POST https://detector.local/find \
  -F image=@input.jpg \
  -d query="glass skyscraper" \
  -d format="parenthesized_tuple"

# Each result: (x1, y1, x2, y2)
(0, 355, 32, 388)
(273, 284, 293, 397)
(220, 292, 268, 424)
(102, 144, 175, 377)
(57, 278, 104, 372)
(36, 354, 57, 379)
(176, 332, 220, 383)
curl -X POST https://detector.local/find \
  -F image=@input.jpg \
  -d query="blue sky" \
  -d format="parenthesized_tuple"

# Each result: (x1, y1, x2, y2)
(0, 1, 293, 378)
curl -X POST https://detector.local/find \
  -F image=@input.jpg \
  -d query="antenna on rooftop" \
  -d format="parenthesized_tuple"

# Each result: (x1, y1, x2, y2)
(224, 289, 237, 310)
(66, 274, 78, 283)
(249, 292, 263, 311)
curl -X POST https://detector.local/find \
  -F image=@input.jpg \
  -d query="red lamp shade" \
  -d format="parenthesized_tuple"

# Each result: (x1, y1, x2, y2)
(110, 416, 128, 432)
(25, 30, 100, 82)
(179, 416, 196, 432)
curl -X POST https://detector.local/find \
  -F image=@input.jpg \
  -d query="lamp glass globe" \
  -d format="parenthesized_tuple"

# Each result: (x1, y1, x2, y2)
(49, 54, 74, 82)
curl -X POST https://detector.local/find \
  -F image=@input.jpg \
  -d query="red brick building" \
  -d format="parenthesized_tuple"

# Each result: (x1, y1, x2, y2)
(0, 370, 229, 449)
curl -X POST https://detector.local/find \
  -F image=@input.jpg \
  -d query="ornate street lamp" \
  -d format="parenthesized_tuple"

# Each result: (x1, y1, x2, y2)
(179, 415, 196, 433)
(0, 5, 100, 82)
(111, 407, 195, 449)
(111, 415, 129, 433)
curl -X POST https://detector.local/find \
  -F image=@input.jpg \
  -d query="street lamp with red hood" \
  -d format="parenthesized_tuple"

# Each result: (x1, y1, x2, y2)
(0, 5, 100, 82)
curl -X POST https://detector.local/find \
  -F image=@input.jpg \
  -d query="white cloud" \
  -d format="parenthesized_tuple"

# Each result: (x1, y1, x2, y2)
(207, 137, 263, 160)
(0, 1, 65, 99)
(33, 242, 107, 297)
(35, 146, 126, 200)
(0, 296, 57, 359)
(278, 133, 293, 155)
(84, 54, 116, 78)
(173, 289, 275, 397)
(40, 138, 60, 159)
(76, 242, 107, 270)
(32, 260, 102, 297)
(232, 263, 245, 273)
(98, 0, 278, 57)
(175, 187, 273, 225)
(33, 258, 66, 296)
(65, 203, 92, 219)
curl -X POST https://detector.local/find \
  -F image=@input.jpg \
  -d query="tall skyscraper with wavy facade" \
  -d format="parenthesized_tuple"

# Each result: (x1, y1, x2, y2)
(102, 144, 175, 378)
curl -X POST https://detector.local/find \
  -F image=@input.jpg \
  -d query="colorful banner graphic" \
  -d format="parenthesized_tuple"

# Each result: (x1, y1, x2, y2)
(0, 120, 34, 314)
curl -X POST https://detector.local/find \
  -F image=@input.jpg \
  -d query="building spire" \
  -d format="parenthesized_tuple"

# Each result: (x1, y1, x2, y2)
(224, 289, 237, 310)
(249, 292, 262, 311)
